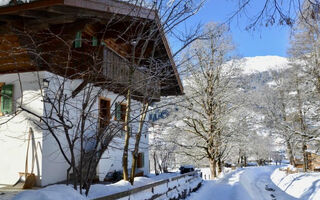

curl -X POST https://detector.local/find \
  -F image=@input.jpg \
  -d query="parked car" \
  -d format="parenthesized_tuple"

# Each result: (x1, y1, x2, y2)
(224, 162, 233, 168)
(104, 170, 123, 182)
(179, 165, 195, 174)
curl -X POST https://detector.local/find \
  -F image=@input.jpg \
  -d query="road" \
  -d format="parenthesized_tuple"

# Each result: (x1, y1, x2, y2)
(188, 166, 298, 200)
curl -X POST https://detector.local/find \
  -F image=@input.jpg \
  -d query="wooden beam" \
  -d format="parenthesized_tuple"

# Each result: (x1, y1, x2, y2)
(0, 0, 64, 15)
(25, 15, 78, 30)
(72, 80, 88, 98)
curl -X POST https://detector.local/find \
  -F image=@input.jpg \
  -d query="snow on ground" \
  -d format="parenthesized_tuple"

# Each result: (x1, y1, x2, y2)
(13, 185, 87, 200)
(187, 165, 320, 200)
(13, 177, 155, 200)
(200, 167, 232, 180)
(13, 172, 197, 200)
(271, 167, 320, 199)
(13, 166, 320, 200)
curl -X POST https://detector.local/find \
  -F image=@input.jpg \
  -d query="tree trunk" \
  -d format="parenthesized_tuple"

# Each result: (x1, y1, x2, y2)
(286, 140, 295, 166)
(302, 143, 308, 172)
(237, 149, 241, 166)
(122, 87, 132, 181)
(158, 162, 162, 173)
(209, 158, 217, 179)
(244, 156, 247, 167)
(153, 152, 158, 175)
(218, 157, 223, 174)
(129, 102, 149, 185)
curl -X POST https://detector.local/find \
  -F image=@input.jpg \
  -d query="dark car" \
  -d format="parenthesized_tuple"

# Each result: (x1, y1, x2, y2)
(179, 165, 195, 174)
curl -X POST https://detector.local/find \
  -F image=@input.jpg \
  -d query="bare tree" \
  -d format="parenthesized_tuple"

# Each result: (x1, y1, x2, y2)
(232, 0, 320, 29)
(177, 22, 242, 178)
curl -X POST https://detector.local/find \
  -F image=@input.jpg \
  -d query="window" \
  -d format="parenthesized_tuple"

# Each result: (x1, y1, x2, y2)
(115, 102, 127, 121)
(137, 152, 145, 168)
(99, 97, 111, 129)
(0, 83, 13, 116)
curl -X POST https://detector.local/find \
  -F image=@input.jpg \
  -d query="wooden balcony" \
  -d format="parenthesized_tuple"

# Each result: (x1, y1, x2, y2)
(103, 47, 160, 101)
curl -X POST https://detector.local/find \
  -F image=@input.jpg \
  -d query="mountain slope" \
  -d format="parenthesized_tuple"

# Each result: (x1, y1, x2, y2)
(240, 56, 289, 75)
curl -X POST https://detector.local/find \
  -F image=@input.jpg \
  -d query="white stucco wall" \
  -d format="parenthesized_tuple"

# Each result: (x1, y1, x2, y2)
(41, 72, 150, 185)
(0, 72, 44, 186)
(96, 92, 150, 180)
(0, 71, 150, 186)
(40, 72, 82, 186)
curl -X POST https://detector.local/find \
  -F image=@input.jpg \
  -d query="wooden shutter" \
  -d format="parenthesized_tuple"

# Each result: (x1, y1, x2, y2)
(99, 98, 111, 129)
(137, 152, 145, 168)
(121, 104, 126, 121)
(1, 84, 13, 114)
(75, 31, 82, 48)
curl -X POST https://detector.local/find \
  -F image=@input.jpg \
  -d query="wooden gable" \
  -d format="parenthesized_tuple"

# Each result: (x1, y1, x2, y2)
(0, 0, 183, 99)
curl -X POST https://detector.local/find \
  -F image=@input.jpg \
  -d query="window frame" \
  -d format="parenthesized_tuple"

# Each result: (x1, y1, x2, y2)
(115, 102, 127, 122)
(98, 97, 111, 130)
(137, 152, 145, 168)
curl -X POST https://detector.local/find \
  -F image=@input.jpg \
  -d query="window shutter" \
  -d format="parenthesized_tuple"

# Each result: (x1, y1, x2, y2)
(1, 84, 13, 114)
(141, 153, 145, 168)
(75, 31, 82, 48)
(92, 36, 98, 47)
(137, 153, 145, 168)
(115, 102, 121, 120)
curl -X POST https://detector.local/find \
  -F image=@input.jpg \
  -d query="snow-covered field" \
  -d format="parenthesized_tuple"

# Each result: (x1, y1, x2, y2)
(188, 166, 320, 200)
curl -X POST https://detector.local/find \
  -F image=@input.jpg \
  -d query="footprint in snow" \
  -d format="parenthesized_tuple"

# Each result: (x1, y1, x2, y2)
(265, 184, 275, 192)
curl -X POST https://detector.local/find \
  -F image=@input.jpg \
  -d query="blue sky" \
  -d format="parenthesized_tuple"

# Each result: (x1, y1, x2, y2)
(182, 0, 291, 57)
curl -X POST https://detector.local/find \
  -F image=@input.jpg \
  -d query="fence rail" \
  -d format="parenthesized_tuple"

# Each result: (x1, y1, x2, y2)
(93, 171, 201, 200)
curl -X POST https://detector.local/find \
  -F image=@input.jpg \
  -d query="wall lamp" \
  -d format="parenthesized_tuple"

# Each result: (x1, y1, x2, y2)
(43, 79, 50, 89)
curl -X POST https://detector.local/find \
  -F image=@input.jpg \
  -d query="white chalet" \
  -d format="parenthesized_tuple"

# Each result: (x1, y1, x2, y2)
(0, 0, 183, 186)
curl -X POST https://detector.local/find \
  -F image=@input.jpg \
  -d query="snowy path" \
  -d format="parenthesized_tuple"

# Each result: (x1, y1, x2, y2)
(188, 166, 299, 200)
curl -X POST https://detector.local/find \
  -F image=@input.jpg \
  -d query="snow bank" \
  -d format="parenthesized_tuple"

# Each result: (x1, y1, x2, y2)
(271, 168, 320, 199)
(87, 177, 154, 199)
(13, 173, 202, 200)
(147, 172, 179, 180)
(13, 185, 87, 200)
(90, 174, 202, 200)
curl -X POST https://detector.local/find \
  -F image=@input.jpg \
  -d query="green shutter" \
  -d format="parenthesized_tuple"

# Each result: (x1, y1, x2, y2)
(75, 31, 82, 48)
(1, 84, 13, 114)
(92, 36, 98, 47)
(115, 102, 121, 120)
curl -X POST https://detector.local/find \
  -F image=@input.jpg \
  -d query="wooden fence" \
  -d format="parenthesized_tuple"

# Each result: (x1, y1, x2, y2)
(92, 171, 202, 200)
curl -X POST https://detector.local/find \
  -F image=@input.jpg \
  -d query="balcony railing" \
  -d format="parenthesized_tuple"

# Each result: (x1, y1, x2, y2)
(103, 47, 160, 100)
